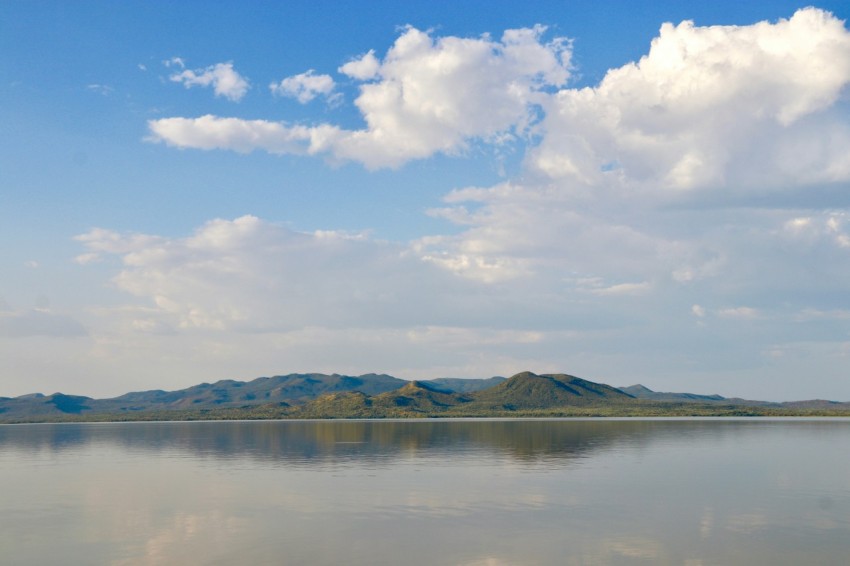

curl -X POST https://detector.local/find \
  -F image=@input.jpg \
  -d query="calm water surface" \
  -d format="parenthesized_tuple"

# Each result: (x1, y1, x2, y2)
(1, 418, 848, 565)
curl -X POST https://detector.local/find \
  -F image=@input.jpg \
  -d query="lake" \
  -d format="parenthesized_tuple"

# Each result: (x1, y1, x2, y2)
(1, 418, 848, 565)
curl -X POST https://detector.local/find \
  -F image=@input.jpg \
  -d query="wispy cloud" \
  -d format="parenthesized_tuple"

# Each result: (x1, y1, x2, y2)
(86, 84, 113, 96)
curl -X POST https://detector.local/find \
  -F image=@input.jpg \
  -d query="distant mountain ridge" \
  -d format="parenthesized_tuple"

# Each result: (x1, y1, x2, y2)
(2, 372, 849, 422)
(110, 373, 407, 408)
(619, 384, 726, 402)
(0, 373, 502, 419)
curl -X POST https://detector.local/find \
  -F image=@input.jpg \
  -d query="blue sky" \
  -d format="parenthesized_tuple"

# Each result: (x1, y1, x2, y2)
(2, 1, 850, 400)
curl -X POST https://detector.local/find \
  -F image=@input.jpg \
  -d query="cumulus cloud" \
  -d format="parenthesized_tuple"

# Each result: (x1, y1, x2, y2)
(150, 25, 572, 168)
(148, 9, 850, 186)
(530, 8, 850, 192)
(169, 61, 250, 101)
(270, 70, 337, 104)
(146, 11, 850, 317)
(75, 216, 461, 332)
(401, 10, 850, 328)
(339, 50, 380, 80)
(146, 115, 340, 155)
(417, 181, 681, 284)
(74, 215, 672, 338)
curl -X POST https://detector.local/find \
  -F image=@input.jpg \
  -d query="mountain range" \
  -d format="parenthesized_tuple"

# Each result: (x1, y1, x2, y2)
(1, 371, 848, 422)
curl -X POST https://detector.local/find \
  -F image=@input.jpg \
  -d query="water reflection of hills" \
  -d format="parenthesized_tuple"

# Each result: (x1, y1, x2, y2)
(0, 419, 813, 467)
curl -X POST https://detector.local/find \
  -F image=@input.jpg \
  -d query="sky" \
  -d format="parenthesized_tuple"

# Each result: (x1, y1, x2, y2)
(2, 1, 850, 401)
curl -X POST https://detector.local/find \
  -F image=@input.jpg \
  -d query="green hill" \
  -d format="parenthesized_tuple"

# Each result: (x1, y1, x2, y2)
(296, 381, 472, 418)
(469, 371, 634, 410)
(372, 381, 472, 412)
(295, 391, 376, 418)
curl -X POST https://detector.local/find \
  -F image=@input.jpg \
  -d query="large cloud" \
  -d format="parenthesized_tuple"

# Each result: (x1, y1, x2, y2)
(74, 215, 484, 333)
(408, 8, 850, 316)
(149, 26, 572, 168)
(530, 8, 850, 193)
(73, 215, 685, 352)
(147, 9, 850, 186)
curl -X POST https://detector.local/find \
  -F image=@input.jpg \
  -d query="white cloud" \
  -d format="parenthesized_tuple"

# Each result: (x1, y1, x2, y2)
(146, 115, 341, 155)
(164, 57, 185, 69)
(148, 13, 850, 326)
(271, 70, 337, 103)
(332, 25, 571, 167)
(148, 10, 850, 186)
(150, 25, 572, 168)
(75, 215, 461, 332)
(73, 215, 677, 342)
(339, 50, 380, 80)
(416, 181, 679, 284)
(169, 61, 250, 101)
(399, 11, 850, 347)
(530, 8, 850, 192)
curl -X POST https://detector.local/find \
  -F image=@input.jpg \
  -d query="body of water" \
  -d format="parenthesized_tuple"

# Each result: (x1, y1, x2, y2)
(1, 418, 848, 565)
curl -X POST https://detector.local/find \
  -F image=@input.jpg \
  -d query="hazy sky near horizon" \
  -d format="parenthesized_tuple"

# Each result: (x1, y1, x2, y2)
(3, 1, 850, 401)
